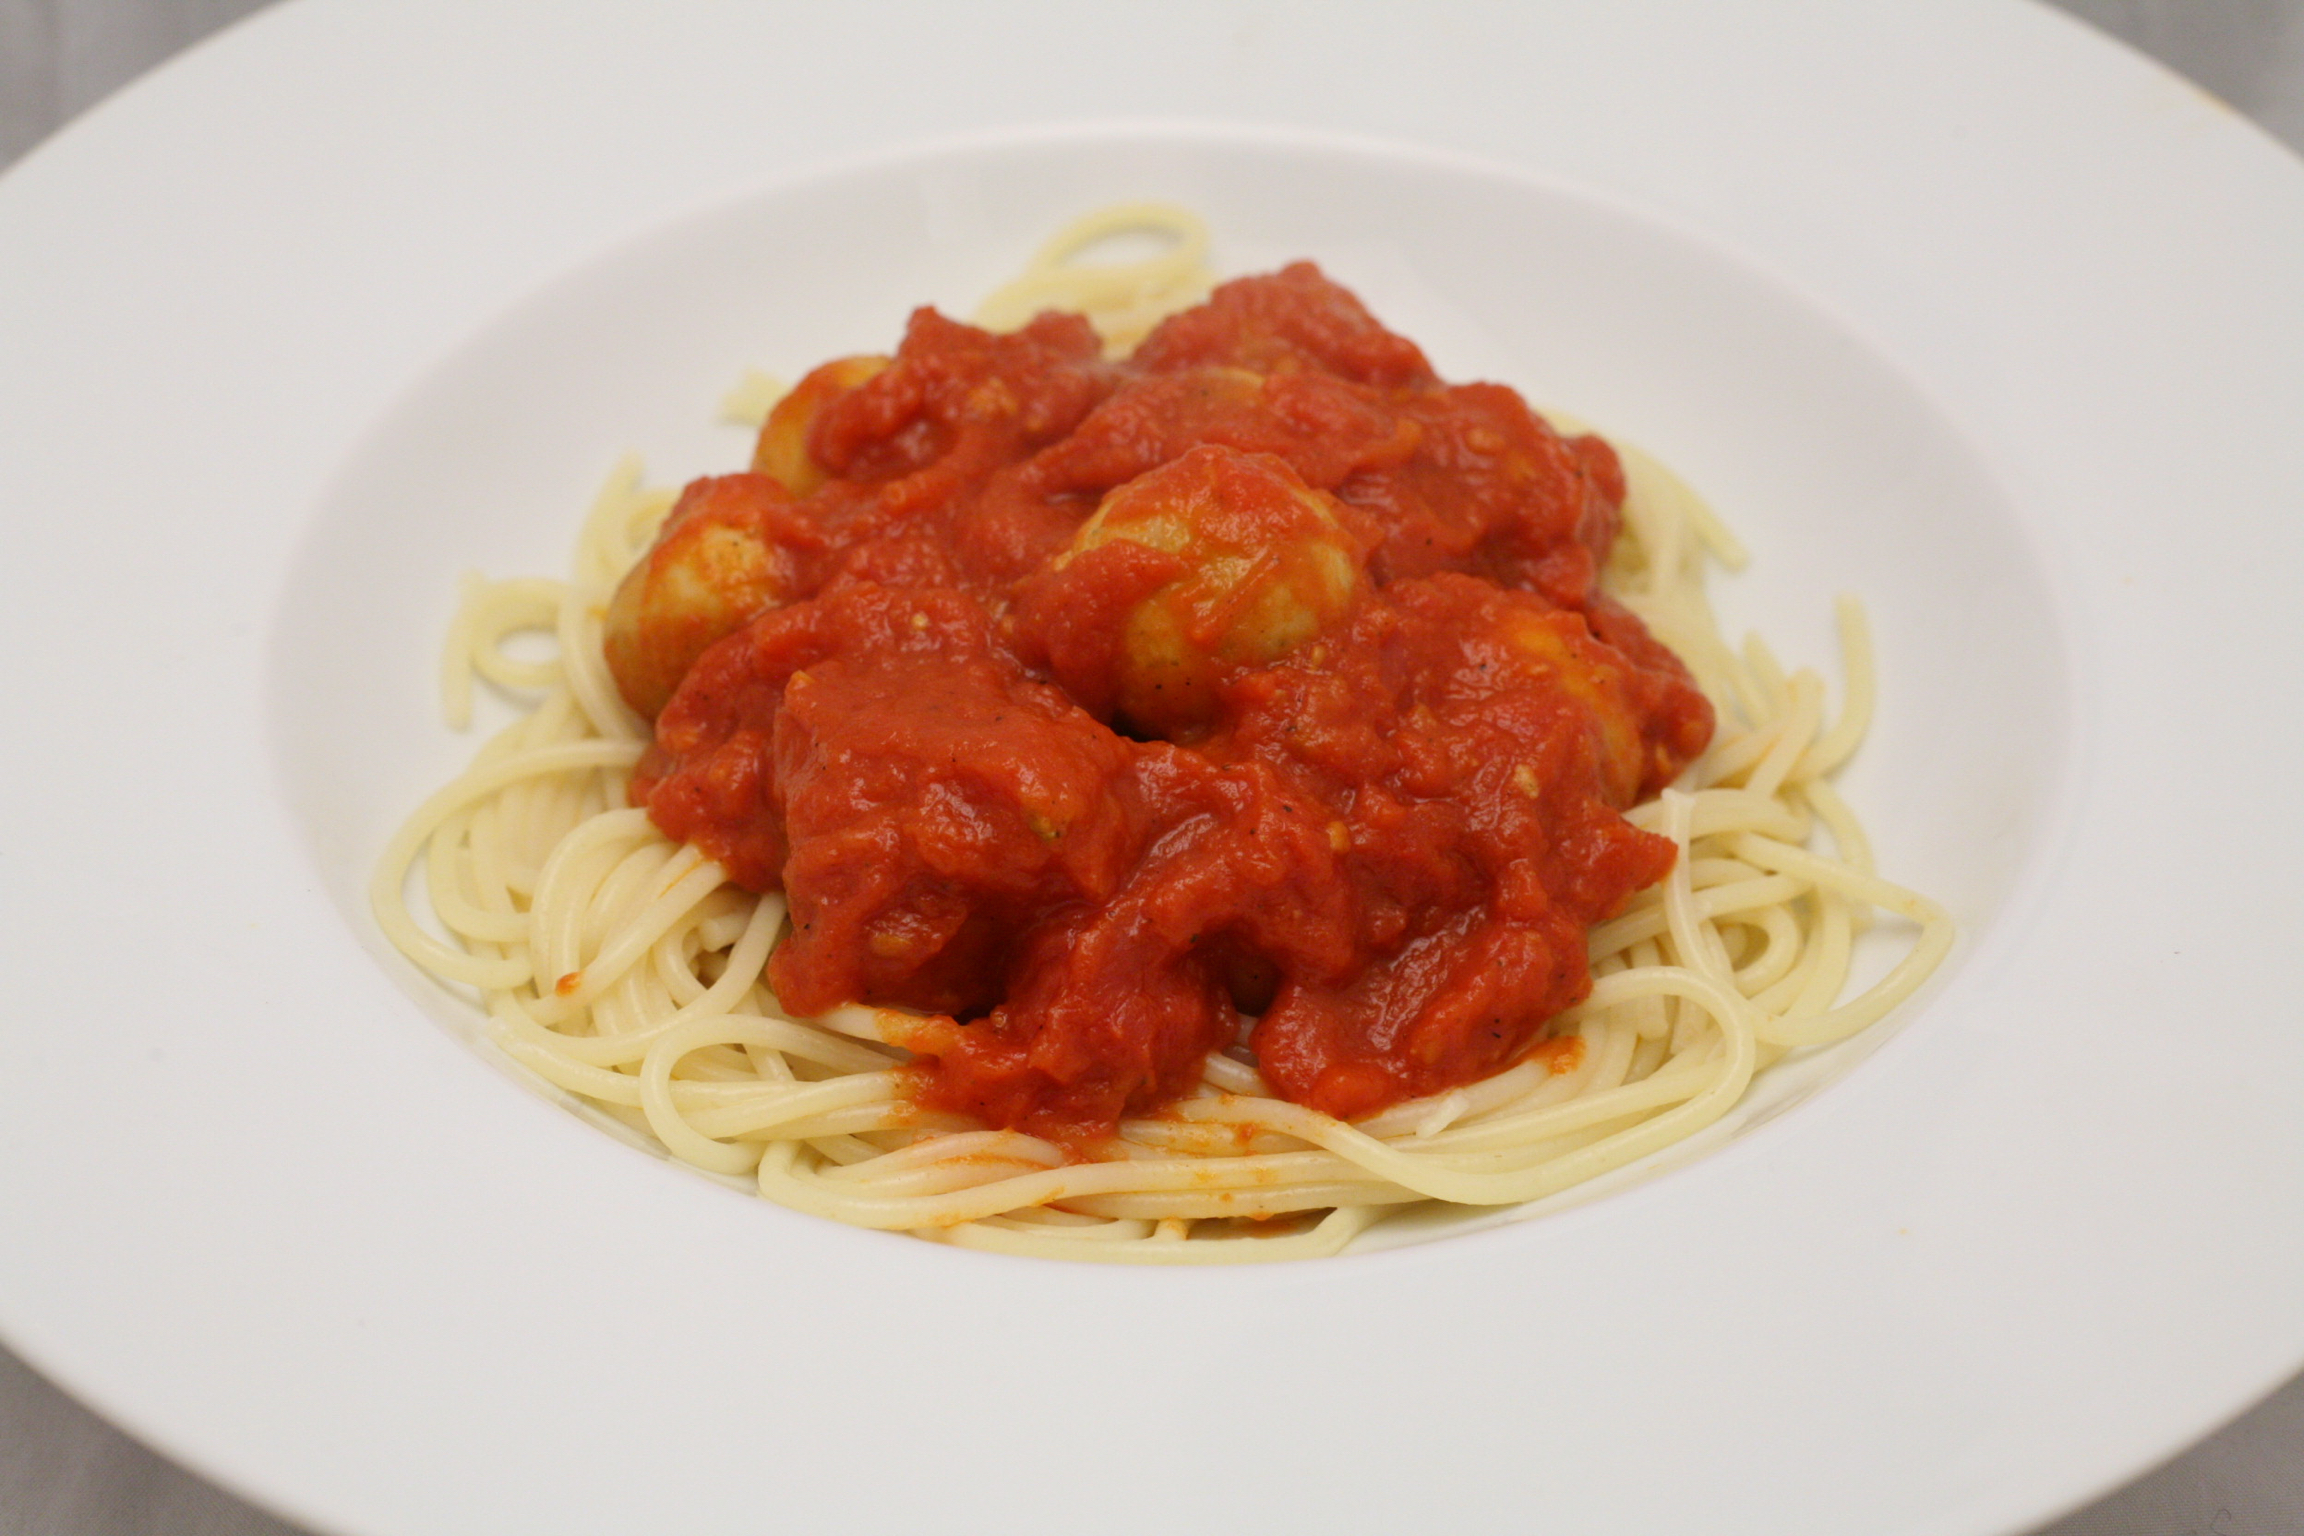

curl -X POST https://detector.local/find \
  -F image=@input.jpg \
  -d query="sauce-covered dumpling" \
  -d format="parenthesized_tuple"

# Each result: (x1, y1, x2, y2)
(603, 472, 795, 720)
(1062, 444, 1365, 738)
(750, 354, 889, 496)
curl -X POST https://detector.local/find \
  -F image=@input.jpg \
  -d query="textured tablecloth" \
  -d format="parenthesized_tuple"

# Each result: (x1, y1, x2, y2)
(3, 2, 2301, 1532)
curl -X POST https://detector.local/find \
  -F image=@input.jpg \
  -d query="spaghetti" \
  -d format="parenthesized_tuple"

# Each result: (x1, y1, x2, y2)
(374, 210, 1950, 1263)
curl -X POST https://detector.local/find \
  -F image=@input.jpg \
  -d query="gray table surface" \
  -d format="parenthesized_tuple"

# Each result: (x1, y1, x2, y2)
(5, 2, 2303, 1532)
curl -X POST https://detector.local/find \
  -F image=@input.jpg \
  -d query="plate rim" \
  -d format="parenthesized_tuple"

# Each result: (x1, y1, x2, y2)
(4, 5, 2302, 1535)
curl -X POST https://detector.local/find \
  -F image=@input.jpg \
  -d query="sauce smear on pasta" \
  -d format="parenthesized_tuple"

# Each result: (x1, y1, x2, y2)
(618, 264, 1712, 1143)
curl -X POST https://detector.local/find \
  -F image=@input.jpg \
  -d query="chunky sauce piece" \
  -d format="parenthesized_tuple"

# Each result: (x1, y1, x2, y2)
(620, 265, 1712, 1140)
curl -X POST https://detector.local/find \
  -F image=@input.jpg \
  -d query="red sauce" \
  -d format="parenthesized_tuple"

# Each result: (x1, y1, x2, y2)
(626, 263, 1711, 1142)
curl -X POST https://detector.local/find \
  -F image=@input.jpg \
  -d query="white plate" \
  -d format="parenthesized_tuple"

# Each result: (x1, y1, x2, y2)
(3, 4, 2301, 1534)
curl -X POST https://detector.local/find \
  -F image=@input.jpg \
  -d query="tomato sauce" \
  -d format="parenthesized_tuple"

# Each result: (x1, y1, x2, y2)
(625, 264, 1712, 1140)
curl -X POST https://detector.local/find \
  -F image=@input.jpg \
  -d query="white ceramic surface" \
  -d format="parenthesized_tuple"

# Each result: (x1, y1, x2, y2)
(3, 4, 2301, 1534)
